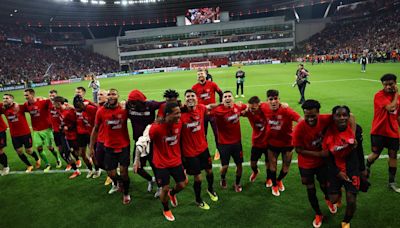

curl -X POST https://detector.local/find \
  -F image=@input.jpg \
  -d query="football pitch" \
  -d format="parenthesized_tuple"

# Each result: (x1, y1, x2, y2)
(1, 62, 400, 227)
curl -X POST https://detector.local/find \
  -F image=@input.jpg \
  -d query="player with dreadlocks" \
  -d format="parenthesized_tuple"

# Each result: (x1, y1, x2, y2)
(157, 89, 181, 119)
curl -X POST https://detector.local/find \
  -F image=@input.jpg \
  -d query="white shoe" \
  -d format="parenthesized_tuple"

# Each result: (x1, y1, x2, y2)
(92, 170, 101, 179)
(108, 184, 120, 194)
(154, 187, 162, 198)
(240, 94, 245, 98)
(86, 170, 94, 179)
(148, 177, 156, 192)
(235, 95, 239, 98)
(389, 183, 400, 193)
(1, 167, 10, 176)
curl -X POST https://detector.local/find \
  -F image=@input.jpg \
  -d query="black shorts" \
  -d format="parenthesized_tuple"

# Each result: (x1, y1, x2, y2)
(155, 165, 186, 187)
(12, 134, 33, 150)
(251, 146, 268, 162)
(268, 145, 294, 154)
(328, 174, 360, 194)
(95, 142, 106, 169)
(104, 146, 130, 170)
(184, 149, 212, 176)
(53, 131, 62, 147)
(66, 140, 79, 153)
(218, 143, 243, 166)
(0, 131, 7, 149)
(299, 165, 328, 185)
(77, 134, 90, 148)
(370, 134, 399, 152)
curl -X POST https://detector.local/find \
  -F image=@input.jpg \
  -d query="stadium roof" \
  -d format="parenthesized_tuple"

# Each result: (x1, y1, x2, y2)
(0, 0, 335, 27)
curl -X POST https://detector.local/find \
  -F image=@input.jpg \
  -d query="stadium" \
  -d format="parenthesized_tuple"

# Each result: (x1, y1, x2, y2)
(0, 0, 399, 227)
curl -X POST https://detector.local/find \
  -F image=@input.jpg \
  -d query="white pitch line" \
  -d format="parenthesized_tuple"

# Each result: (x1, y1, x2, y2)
(360, 78, 381, 82)
(4, 154, 396, 175)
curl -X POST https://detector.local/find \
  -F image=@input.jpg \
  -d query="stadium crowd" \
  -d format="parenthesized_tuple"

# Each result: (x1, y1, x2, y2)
(299, 7, 400, 58)
(0, 42, 119, 86)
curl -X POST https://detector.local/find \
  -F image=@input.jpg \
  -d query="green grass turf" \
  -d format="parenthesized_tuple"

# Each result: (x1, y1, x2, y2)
(1, 62, 400, 227)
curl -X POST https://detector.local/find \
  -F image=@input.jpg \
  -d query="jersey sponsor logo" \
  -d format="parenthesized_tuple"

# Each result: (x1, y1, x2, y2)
(255, 122, 265, 131)
(164, 135, 178, 145)
(7, 114, 19, 122)
(29, 108, 40, 117)
(185, 121, 201, 132)
(268, 119, 281, 130)
(76, 112, 91, 127)
(129, 110, 151, 116)
(333, 138, 354, 152)
(50, 109, 58, 117)
(107, 119, 122, 129)
(226, 113, 239, 123)
(200, 92, 210, 100)
(311, 132, 324, 148)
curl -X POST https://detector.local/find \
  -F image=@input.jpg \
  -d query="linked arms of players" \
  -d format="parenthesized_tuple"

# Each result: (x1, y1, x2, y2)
(133, 124, 152, 173)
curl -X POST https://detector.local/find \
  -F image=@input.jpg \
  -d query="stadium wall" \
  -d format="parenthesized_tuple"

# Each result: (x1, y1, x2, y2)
(295, 18, 331, 44)
(86, 37, 119, 61)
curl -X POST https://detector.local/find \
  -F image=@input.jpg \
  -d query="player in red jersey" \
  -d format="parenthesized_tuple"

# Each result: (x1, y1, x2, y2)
(52, 96, 81, 179)
(192, 69, 222, 160)
(73, 95, 97, 178)
(48, 90, 64, 169)
(293, 100, 337, 228)
(0, 106, 9, 175)
(1, 94, 40, 172)
(75, 86, 98, 108)
(134, 102, 186, 221)
(89, 90, 110, 182)
(180, 89, 218, 209)
(91, 89, 131, 204)
(261, 89, 302, 196)
(209, 91, 247, 192)
(367, 74, 400, 192)
(323, 106, 359, 228)
(24, 89, 61, 172)
(157, 89, 180, 119)
(241, 96, 272, 186)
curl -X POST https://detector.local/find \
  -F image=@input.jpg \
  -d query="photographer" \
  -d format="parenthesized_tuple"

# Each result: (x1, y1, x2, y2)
(295, 64, 310, 105)
(88, 75, 100, 103)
